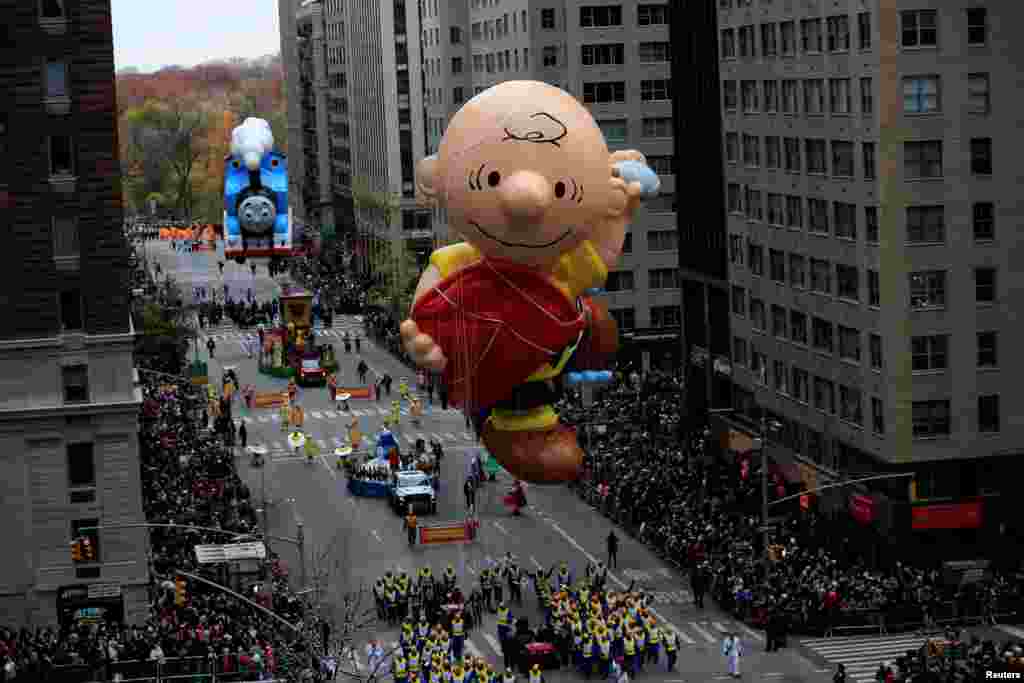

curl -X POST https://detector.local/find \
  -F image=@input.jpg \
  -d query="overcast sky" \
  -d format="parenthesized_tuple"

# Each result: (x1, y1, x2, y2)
(111, 0, 281, 72)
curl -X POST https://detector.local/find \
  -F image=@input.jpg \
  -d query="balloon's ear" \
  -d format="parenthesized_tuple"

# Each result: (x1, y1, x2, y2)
(416, 155, 443, 207)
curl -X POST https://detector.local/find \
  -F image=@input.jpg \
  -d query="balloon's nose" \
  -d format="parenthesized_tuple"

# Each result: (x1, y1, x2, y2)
(244, 152, 262, 171)
(498, 171, 552, 222)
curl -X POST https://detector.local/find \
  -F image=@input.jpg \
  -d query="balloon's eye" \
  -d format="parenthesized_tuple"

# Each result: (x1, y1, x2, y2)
(487, 171, 501, 187)
(232, 160, 241, 169)
(554, 181, 567, 199)
(271, 159, 279, 167)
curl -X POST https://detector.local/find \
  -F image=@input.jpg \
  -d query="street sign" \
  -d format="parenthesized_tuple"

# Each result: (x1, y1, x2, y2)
(195, 542, 267, 565)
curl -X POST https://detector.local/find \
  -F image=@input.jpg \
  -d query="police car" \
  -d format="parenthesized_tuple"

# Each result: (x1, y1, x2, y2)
(389, 469, 437, 515)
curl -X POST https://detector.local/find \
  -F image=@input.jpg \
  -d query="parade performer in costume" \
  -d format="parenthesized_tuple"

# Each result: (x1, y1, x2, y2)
(400, 81, 657, 483)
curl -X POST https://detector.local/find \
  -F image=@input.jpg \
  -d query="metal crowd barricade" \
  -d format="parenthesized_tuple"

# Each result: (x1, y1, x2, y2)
(46, 663, 103, 683)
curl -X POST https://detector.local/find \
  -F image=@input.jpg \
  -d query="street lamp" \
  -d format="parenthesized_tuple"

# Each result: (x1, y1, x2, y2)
(752, 417, 782, 562)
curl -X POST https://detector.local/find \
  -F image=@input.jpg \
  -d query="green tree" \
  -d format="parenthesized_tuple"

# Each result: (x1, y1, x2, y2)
(353, 183, 420, 318)
(134, 278, 197, 374)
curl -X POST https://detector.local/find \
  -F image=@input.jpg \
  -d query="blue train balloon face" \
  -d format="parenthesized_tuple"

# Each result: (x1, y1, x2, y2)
(223, 117, 291, 262)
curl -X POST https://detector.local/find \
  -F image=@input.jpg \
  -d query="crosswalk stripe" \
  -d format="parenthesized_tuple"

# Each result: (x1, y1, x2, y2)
(429, 433, 443, 442)
(464, 639, 484, 660)
(310, 411, 324, 420)
(403, 434, 416, 445)
(444, 433, 457, 441)
(257, 416, 270, 423)
(481, 633, 502, 655)
(689, 622, 716, 644)
(711, 621, 729, 633)
(462, 432, 475, 441)
(317, 439, 328, 450)
(669, 627, 694, 644)
(273, 441, 285, 451)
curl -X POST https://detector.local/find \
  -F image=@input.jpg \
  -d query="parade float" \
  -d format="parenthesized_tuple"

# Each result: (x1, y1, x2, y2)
(257, 284, 338, 381)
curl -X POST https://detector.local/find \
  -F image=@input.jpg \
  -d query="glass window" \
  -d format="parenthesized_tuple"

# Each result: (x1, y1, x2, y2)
(971, 138, 993, 175)
(49, 135, 75, 175)
(968, 73, 990, 114)
(901, 10, 938, 48)
(973, 202, 995, 241)
(831, 141, 854, 177)
(46, 61, 68, 98)
(975, 267, 996, 303)
(53, 216, 79, 257)
(909, 270, 946, 308)
(904, 141, 943, 179)
(967, 7, 987, 46)
(977, 331, 997, 368)
(839, 326, 861, 362)
(598, 119, 628, 143)
(68, 442, 95, 487)
(789, 310, 808, 344)
(62, 364, 89, 403)
(912, 335, 948, 371)
(906, 206, 945, 243)
(788, 254, 806, 288)
(903, 76, 940, 113)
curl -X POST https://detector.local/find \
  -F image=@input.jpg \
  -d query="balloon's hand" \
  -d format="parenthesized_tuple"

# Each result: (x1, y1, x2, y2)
(400, 320, 447, 371)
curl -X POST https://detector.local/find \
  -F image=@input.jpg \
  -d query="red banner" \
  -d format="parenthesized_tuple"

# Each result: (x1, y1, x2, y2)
(849, 494, 875, 524)
(912, 501, 983, 530)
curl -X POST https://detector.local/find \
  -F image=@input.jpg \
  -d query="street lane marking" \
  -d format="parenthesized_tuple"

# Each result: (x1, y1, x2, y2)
(711, 621, 729, 633)
(462, 432, 475, 441)
(689, 622, 716, 643)
(738, 624, 763, 643)
(377, 408, 389, 416)
(464, 640, 484, 659)
(445, 433, 457, 441)
(492, 521, 509, 536)
(668, 627, 694, 644)
(258, 416, 271, 423)
(371, 529, 382, 542)
(530, 556, 543, 570)
(311, 411, 324, 420)
(430, 433, 443, 442)
(482, 633, 502, 655)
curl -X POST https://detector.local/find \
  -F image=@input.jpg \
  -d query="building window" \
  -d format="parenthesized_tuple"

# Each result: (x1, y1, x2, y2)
(807, 197, 828, 234)
(650, 305, 679, 328)
(622, 232, 632, 253)
(49, 135, 75, 176)
(771, 304, 787, 338)
(583, 82, 626, 104)
(720, 28, 737, 59)
(741, 81, 759, 113)
(857, 12, 872, 50)
(731, 286, 746, 316)
(975, 267, 996, 303)
(641, 79, 671, 102)
(904, 141, 943, 179)
(648, 267, 678, 290)
(977, 394, 1000, 433)
(903, 76, 940, 114)
(839, 326, 861, 362)
(542, 46, 559, 67)
(541, 8, 556, 29)
(60, 288, 83, 330)
(790, 311, 808, 345)
(813, 377, 835, 414)
(839, 386, 862, 425)
(788, 254, 806, 289)
(769, 249, 785, 282)
(806, 139, 826, 174)
(748, 243, 764, 274)
(912, 335, 948, 371)
(909, 270, 946, 308)
(862, 142, 876, 180)
(870, 397, 884, 435)
(579, 5, 622, 27)
(828, 78, 850, 114)
(786, 195, 803, 229)
(609, 308, 635, 331)
(46, 60, 68, 98)
(860, 77, 873, 115)
(581, 43, 625, 65)
(971, 138, 993, 175)
(826, 15, 850, 52)
(781, 80, 799, 114)
(642, 117, 672, 138)
(780, 21, 796, 55)
(598, 119, 628, 144)
(901, 10, 938, 48)
(733, 337, 748, 367)
(836, 264, 859, 301)
(906, 205, 945, 244)
(453, 87, 465, 104)
(638, 4, 670, 26)
(638, 41, 671, 63)
(749, 299, 765, 331)
(62, 364, 89, 403)
(723, 80, 738, 111)
(738, 25, 756, 58)
(67, 442, 95, 487)
(751, 349, 767, 385)
(761, 23, 778, 57)
(832, 202, 856, 240)
(41, 0, 66, 18)
(745, 188, 762, 221)
(766, 193, 784, 225)
(763, 80, 779, 113)
(742, 134, 759, 166)
(729, 234, 744, 265)
(812, 317, 834, 354)
(977, 331, 998, 368)
(450, 26, 462, 43)
(967, 7, 988, 46)
(647, 230, 677, 252)
(646, 155, 674, 175)
(727, 183, 742, 213)
(801, 18, 823, 53)
(803, 79, 824, 115)
(868, 269, 880, 307)
(783, 137, 801, 172)
(913, 400, 950, 437)
(869, 334, 882, 370)
(605, 270, 635, 292)
(831, 141, 854, 177)
(792, 367, 809, 403)
(53, 216, 79, 258)
(967, 73, 990, 114)
(973, 202, 994, 241)
(865, 207, 879, 243)
(773, 360, 789, 394)
(810, 258, 831, 294)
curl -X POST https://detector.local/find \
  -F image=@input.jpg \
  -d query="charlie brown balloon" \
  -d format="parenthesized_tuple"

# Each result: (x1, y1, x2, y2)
(401, 81, 658, 484)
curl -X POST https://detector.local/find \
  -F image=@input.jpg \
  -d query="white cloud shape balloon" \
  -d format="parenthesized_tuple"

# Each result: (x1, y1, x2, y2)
(230, 117, 275, 172)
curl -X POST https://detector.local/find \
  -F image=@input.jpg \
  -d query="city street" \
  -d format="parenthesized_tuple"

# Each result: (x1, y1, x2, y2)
(147, 243, 863, 682)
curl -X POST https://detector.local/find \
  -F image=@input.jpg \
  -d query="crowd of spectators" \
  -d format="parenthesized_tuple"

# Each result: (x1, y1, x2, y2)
(560, 371, 1022, 644)
(0, 373, 329, 682)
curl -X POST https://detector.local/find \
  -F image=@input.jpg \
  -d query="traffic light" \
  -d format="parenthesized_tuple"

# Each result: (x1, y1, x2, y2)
(767, 544, 786, 562)
(82, 538, 95, 562)
(70, 539, 83, 563)
(175, 576, 187, 607)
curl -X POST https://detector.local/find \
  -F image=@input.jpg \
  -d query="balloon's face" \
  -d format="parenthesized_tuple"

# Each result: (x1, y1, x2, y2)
(435, 81, 614, 268)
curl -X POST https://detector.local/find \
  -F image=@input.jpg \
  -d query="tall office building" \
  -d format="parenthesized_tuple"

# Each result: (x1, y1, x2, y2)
(718, 0, 1021, 554)
(0, 0, 147, 623)
(421, 0, 679, 371)
(282, 0, 432, 272)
